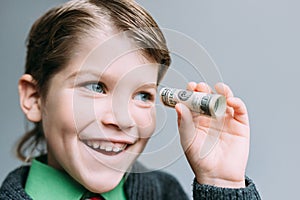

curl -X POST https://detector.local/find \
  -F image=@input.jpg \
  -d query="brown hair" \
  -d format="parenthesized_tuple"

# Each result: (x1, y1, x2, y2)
(17, 0, 170, 161)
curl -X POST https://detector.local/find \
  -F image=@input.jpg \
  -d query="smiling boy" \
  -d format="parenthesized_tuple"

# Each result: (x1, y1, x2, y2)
(0, 0, 261, 199)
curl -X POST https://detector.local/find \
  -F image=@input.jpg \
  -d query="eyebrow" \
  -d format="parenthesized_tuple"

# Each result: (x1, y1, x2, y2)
(136, 82, 157, 89)
(66, 69, 103, 81)
(66, 70, 158, 89)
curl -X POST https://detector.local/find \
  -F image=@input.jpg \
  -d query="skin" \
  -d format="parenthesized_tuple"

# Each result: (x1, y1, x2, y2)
(175, 82, 250, 188)
(19, 31, 250, 193)
(19, 36, 159, 193)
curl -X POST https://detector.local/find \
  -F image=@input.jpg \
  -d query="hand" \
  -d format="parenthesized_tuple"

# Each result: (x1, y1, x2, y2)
(175, 82, 250, 188)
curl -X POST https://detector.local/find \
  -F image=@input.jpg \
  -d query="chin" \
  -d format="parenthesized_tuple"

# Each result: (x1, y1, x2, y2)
(80, 169, 125, 193)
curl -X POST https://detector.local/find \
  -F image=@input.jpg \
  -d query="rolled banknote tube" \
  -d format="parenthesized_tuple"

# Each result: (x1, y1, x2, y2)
(159, 87, 227, 118)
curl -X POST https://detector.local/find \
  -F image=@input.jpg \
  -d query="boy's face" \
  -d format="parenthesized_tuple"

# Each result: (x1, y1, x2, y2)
(40, 36, 158, 193)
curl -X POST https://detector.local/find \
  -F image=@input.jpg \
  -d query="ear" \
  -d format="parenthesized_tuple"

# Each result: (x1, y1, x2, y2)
(18, 74, 42, 122)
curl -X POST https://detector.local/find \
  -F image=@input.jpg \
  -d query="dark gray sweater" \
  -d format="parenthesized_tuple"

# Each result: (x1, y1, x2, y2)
(0, 164, 261, 200)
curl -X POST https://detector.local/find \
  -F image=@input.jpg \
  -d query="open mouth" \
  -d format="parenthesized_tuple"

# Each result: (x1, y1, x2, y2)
(82, 140, 129, 155)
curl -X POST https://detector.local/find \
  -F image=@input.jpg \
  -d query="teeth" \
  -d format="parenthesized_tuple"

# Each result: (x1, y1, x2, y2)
(100, 145, 106, 150)
(113, 147, 120, 152)
(92, 142, 100, 149)
(105, 146, 113, 152)
(85, 140, 127, 153)
(120, 144, 127, 150)
(87, 141, 92, 147)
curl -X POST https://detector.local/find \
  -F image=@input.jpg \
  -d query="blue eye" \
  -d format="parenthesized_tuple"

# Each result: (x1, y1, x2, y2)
(85, 83, 105, 94)
(134, 92, 153, 102)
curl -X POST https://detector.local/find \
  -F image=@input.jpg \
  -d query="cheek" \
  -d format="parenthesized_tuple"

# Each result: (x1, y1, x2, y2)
(42, 92, 77, 140)
(131, 106, 156, 138)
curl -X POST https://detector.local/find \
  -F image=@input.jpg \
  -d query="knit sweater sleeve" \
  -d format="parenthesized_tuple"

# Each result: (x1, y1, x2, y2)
(193, 176, 261, 200)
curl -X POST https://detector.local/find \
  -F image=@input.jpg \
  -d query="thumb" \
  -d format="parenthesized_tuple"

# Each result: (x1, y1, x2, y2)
(175, 103, 196, 149)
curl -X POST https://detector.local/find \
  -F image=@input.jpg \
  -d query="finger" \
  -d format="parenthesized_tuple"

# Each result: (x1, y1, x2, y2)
(175, 103, 196, 149)
(227, 97, 249, 125)
(215, 83, 235, 115)
(195, 82, 212, 93)
(215, 82, 234, 98)
(186, 82, 197, 91)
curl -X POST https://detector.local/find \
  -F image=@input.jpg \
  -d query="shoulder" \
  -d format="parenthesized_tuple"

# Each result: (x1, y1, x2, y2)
(124, 162, 189, 200)
(0, 166, 32, 200)
(129, 161, 183, 186)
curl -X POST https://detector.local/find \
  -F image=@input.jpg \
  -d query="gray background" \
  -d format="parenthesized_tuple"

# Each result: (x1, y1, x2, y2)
(1, 0, 299, 199)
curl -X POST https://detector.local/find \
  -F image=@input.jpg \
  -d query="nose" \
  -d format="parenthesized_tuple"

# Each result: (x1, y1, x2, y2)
(99, 96, 135, 131)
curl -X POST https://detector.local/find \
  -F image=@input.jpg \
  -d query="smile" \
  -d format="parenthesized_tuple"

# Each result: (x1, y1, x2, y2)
(82, 140, 129, 155)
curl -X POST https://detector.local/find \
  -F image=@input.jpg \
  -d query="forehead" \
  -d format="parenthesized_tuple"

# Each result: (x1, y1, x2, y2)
(62, 34, 159, 86)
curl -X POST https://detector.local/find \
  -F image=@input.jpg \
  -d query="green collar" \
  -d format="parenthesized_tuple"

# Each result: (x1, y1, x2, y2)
(25, 157, 127, 200)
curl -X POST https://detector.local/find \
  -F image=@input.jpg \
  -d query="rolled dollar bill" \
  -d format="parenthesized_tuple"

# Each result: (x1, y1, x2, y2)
(159, 87, 226, 118)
